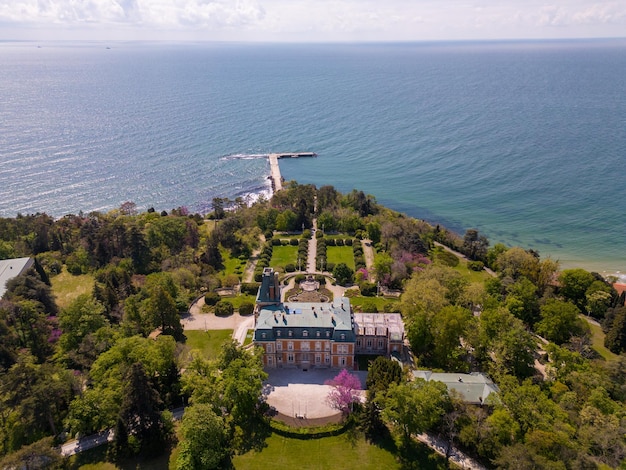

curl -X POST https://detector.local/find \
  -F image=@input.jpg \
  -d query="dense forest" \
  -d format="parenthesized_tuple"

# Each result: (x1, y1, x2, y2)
(1, 182, 625, 469)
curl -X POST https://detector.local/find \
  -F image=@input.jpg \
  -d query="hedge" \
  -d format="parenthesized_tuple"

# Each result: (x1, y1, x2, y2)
(238, 301, 254, 316)
(269, 419, 350, 439)
(240, 282, 261, 295)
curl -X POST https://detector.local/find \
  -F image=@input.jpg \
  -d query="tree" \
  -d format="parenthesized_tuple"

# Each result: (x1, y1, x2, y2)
(176, 403, 229, 470)
(143, 286, 184, 340)
(181, 341, 269, 455)
(381, 379, 450, 444)
(3, 270, 57, 316)
(333, 263, 354, 286)
(0, 437, 63, 470)
(473, 307, 537, 379)
(604, 307, 626, 353)
(57, 294, 107, 357)
(366, 222, 382, 245)
(275, 209, 297, 232)
(536, 299, 587, 344)
(202, 233, 223, 270)
(113, 362, 171, 458)
(366, 357, 403, 399)
(559, 268, 595, 311)
(585, 283, 612, 319)
(463, 229, 489, 261)
(211, 197, 225, 220)
(0, 355, 75, 453)
(2, 300, 52, 362)
(325, 369, 362, 415)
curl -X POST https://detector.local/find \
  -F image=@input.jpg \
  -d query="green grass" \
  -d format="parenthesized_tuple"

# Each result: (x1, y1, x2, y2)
(221, 247, 246, 277)
(185, 329, 234, 359)
(452, 257, 493, 284)
(270, 245, 298, 268)
(327, 246, 355, 270)
(51, 268, 95, 310)
(348, 296, 399, 312)
(244, 331, 254, 346)
(233, 433, 402, 470)
(66, 442, 172, 470)
(584, 317, 619, 362)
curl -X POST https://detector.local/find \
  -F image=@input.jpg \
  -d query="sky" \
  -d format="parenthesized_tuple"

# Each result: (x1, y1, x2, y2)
(1, 0, 625, 42)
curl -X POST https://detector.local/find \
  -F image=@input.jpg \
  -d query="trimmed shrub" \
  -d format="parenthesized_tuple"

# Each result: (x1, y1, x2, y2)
(315, 274, 327, 285)
(290, 238, 299, 246)
(360, 300, 379, 313)
(240, 282, 261, 295)
(238, 301, 254, 316)
(215, 300, 234, 316)
(336, 238, 344, 246)
(345, 238, 354, 246)
(468, 260, 485, 271)
(315, 230, 324, 239)
(271, 238, 282, 246)
(204, 292, 221, 306)
(302, 229, 311, 239)
(435, 250, 460, 267)
(359, 281, 377, 297)
(294, 274, 307, 283)
(285, 264, 296, 272)
(326, 262, 335, 272)
(254, 271, 263, 282)
(326, 238, 336, 246)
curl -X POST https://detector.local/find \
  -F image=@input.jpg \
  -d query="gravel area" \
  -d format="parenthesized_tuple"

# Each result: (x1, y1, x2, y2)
(263, 368, 367, 419)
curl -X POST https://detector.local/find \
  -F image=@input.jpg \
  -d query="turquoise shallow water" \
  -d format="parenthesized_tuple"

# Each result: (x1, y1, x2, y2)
(0, 40, 625, 276)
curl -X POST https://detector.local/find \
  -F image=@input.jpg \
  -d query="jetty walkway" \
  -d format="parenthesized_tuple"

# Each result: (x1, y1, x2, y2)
(268, 152, 316, 192)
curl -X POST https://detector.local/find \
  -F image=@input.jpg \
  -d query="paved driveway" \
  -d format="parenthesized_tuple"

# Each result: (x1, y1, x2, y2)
(263, 368, 367, 419)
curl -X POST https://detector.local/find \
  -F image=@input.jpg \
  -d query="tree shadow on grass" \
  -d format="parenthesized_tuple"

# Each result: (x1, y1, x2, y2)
(397, 438, 449, 470)
(66, 442, 174, 470)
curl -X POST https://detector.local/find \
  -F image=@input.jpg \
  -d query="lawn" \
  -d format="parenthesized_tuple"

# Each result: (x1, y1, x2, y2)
(66, 442, 172, 470)
(452, 257, 493, 284)
(327, 246, 355, 270)
(584, 317, 619, 362)
(184, 329, 234, 359)
(270, 245, 298, 268)
(233, 433, 401, 470)
(50, 268, 95, 310)
(220, 248, 246, 278)
(348, 295, 399, 313)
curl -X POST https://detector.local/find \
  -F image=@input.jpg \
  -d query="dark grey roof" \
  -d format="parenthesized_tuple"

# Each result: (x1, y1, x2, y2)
(254, 297, 355, 342)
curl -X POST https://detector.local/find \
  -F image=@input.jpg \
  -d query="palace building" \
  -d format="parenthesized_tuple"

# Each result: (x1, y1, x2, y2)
(253, 268, 405, 369)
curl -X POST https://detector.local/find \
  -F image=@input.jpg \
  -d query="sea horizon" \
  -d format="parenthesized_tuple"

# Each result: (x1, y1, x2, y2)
(1, 39, 624, 280)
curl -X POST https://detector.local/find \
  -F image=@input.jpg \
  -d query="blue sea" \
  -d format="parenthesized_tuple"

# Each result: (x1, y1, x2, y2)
(1, 39, 625, 277)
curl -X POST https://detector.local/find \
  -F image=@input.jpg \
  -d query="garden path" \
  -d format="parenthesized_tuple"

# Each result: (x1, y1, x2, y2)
(243, 233, 266, 283)
(361, 238, 376, 282)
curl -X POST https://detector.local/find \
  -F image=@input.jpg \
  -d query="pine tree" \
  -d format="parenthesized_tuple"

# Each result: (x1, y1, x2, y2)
(112, 362, 171, 458)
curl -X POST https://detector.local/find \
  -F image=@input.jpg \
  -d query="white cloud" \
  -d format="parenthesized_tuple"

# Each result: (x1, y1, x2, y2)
(0, 0, 625, 41)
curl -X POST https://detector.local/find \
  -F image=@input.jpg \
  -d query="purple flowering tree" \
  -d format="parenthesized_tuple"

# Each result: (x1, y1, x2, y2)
(325, 369, 363, 415)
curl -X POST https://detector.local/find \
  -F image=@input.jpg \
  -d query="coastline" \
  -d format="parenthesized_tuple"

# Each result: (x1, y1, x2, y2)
(270, 159, 625, 283)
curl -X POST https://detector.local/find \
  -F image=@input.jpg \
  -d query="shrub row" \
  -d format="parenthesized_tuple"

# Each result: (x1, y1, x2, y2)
(316, 238, 327, 271)
(353, 241, 366, 271)
(271, 238, 301, 247)
(296, 238, 308, 270)
(269, 419, 349, 439)
(254, 241, 274, 281)
(240, 282, 261, 295)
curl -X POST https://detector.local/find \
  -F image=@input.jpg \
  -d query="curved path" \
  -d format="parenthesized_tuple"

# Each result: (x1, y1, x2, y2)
(184, 296, 253, 345)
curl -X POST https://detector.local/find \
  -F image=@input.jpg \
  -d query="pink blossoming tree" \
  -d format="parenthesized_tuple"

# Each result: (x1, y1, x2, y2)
(325, 369, 362, 415)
